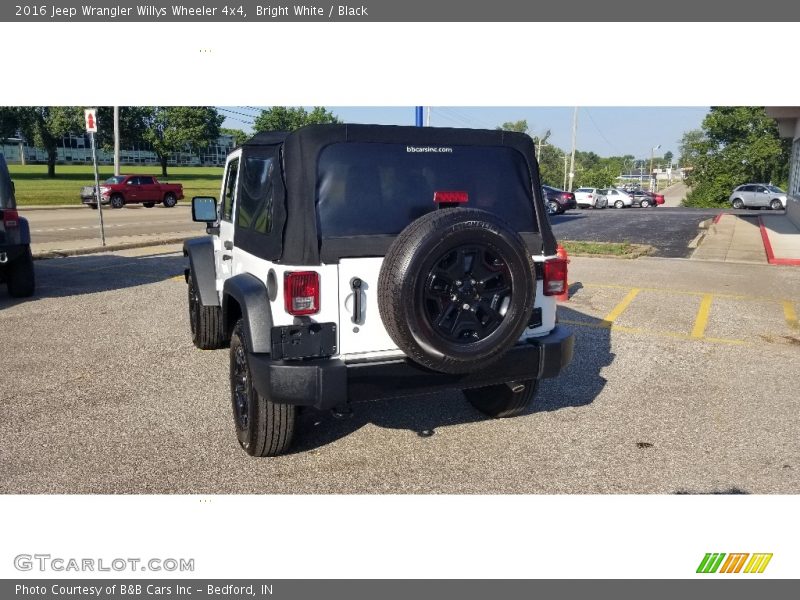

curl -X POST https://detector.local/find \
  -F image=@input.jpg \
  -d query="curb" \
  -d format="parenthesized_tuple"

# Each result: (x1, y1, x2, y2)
(32, 234, 196, 260)
(758, 216, 800, 266)
(19, 202, 191, 211)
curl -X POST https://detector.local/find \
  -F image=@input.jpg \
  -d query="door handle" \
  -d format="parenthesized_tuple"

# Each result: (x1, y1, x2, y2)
(224, 241, 233, 250)
(350, 278, 362, 324)
(222, 254, 232, 261)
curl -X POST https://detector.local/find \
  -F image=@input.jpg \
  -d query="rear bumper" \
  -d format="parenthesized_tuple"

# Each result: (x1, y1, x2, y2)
(248, 326, 575, 411)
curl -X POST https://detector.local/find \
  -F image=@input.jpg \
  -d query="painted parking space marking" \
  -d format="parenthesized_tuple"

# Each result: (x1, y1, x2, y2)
(565, 282, 797, 346)
(691, 294, 714, 338)
(601, 288, 640, 326)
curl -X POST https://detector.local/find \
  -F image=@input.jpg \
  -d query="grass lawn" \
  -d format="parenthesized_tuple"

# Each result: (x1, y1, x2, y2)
(561, 240, 652, 258)
(8, 164, 223, 206)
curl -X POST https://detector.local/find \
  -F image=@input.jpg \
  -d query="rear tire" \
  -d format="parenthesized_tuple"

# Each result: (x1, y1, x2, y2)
(230, 320, 296, 457)
(188, 273, 225, 349)
(547, 200, 559, 215)
(770, 199, 783, 210)
(89, 204, 98, 210)
(163, 193, 177, 208)
(640, 199, 651, 208)
(6, 248, 35, 298)
(466, 379, 539, 418)
(732, 198, 744, 209)
(614, 200, 624, 209)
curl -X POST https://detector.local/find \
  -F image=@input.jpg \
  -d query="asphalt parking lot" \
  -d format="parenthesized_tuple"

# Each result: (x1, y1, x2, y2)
(1, 248, 799, 494)
(550, 207, 783, 257)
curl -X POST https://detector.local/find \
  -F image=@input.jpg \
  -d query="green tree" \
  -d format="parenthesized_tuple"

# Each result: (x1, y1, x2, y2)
(497, 120, 529, 134)
(663, 150, 674, 166)
(94, 107, 153, 152)
(143, 107, 224, 176)
(16, 107, 83, 177)
(0, 107, 21, 141)
(537, 144, 567, 188)
(681, 108, 790, 207)
(221, 127, 249, 147)
(253, 106, 340, 132)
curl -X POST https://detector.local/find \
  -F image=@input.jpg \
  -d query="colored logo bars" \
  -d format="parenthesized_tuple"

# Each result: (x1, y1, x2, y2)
(696, 553, 773, 574)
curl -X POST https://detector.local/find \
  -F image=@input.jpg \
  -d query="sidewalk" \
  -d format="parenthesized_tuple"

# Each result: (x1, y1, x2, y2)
(760, 214, 800, 265)
(692, 212, 800, 266)
(32, 231, 198, 259)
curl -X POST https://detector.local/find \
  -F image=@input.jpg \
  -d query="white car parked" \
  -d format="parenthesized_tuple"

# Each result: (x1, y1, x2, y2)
(729, 184, 787, 210)
(574, 187, 607, 209)
(598, 188, 634, 209)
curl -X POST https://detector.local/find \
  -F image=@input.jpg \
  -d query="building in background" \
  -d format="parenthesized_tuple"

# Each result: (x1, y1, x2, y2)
(766, 107, 800, 228)
(0, 133, 236, 168)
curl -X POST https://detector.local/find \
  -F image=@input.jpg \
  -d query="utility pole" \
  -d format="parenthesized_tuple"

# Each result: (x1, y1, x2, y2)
(568, 107, 578, 191)
(562, 153, 569, 190)
(113, 106, 120, 176)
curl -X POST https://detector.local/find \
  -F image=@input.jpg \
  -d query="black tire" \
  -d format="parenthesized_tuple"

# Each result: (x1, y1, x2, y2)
(143, 202, 155, 208)
(89, 204, 98, 210)
(110, 194, 125, 209)
(770, 199, 783, 211)
(6, 248, 35, 298)
(230, 319, 296, 457)
(187, 273, 225, 349)
(378, 208, 536, 375)
(640, 199, 651, 208)
(731, 198, 744, 209)
(546, 200, 559, 215)
(614, 200, 625, 209)
(163, 193, 177, 208)
(465, 379, 539, 418)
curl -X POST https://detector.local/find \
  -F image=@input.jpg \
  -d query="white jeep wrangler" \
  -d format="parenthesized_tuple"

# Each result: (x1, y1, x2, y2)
(184, 124, 574, 456)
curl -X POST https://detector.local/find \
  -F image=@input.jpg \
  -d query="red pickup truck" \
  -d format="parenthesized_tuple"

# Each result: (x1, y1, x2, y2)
(81, 175, 184, 209)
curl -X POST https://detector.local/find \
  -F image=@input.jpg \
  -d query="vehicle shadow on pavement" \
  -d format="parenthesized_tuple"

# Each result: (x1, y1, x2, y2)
(290, 302, 614, 454)
(0, 252, 185, 308)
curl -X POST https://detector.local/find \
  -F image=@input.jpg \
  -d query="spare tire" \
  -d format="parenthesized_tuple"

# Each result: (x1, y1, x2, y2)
(378, 208, 536, 375)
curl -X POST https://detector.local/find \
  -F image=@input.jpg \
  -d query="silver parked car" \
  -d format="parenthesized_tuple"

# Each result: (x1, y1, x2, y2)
(729, 184, 787, 210)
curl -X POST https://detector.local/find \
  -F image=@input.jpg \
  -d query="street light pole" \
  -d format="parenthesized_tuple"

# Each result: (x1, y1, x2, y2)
(568, 107, 578, 192)
(562, 153, 569, 190)
(113, 106, 120, 176)
(649, 144, 661, 191)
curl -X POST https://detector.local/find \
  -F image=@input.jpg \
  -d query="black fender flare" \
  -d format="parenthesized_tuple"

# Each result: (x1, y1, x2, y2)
(183, 237, 219, 306)
(223, 273, 273, 354)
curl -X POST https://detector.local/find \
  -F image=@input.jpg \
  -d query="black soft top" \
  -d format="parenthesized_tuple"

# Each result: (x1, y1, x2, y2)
(0, 154, 16, 209)
(239, 124, 554, 264)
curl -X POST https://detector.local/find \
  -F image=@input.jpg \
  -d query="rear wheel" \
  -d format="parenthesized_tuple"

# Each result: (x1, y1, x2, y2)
(547, 200, 560, 215)
(110, 194, 125, 209)
(163, 193, 177, 208)
(89, 204, 98, 210)
(6, 248, 35, 298)
(614, 200, 625, 209)
(731, 198, 744, 209)
(230, 319, 296, 457)
(770, 199, 783, 210)
(187, 273, 225, 349)
(466, 379, 539, 418)
(640, 199, 651, 208)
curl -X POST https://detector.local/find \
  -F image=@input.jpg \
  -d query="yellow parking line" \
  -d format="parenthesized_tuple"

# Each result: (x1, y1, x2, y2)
(691, 294, 714, 338)
(579, 282, 785, 304)
(601, 288, 640, 326)
(784, 301, 798, 330)
(559, 318, 746, 346)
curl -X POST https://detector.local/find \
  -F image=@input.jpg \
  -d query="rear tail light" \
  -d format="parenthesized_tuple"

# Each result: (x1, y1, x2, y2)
(284, 271, 320, 316)
(543, 257, 568, 296)
(561, 193, 573, 200)
(588, 194, 593, 199)
(433, 190, 469, 204)
(2, 209, 19, 228)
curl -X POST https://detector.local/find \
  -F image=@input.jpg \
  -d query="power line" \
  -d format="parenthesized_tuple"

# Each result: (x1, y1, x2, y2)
(584, 108, 622, 155)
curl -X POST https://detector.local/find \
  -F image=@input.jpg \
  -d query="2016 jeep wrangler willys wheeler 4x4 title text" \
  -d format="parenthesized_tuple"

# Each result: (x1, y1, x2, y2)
(184, 124, 574, 456)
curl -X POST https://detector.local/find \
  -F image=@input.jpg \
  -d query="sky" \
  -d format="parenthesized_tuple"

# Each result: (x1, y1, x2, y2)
(218, 106, 709, 160)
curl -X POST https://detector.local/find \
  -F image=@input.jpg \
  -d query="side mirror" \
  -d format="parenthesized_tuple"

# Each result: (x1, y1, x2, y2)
(192, 196, 218, 223)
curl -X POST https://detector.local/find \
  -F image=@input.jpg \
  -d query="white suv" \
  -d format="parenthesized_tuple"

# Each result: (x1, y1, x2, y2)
(184, 125, 575, 456)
